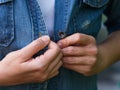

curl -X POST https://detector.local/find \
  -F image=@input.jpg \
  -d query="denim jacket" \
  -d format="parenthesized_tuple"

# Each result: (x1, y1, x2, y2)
(0, 0, 120, 90)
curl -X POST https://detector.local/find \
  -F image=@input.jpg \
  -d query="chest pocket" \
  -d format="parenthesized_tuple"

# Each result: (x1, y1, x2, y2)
(82, 0, 109, 8)
(0, 0, 14, 47)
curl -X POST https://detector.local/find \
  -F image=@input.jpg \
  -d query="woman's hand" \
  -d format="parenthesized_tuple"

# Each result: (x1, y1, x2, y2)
(0, 36, 63, 86)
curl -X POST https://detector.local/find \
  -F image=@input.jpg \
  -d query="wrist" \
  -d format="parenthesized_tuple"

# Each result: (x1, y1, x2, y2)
(90, 45, 107, 75)
(97, 42, 118, 72)
(97, 44, 109, 70)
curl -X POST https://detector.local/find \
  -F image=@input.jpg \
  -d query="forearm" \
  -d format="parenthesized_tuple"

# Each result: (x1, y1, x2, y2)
(98, 30, 120, 70)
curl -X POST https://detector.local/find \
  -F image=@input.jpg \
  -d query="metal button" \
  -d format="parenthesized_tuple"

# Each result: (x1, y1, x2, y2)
(58, 31, 66, 39)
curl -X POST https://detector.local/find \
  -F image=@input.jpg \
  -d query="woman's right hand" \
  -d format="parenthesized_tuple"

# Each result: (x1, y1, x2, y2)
(0, 36, 63, 86)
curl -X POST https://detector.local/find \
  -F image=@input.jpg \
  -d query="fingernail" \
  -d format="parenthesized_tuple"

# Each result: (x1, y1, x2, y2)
(41, 35, 50, 43)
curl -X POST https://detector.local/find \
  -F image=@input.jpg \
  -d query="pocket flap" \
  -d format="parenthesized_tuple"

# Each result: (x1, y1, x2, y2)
(0, 0, 13, 4)
(83, 0, 109, 8)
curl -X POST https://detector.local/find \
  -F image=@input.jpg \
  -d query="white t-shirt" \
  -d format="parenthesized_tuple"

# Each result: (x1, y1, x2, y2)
(37, 0, 55, 35)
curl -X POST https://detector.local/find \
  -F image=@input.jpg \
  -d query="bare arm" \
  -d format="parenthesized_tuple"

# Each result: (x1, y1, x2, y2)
(96, 31, 120, 74)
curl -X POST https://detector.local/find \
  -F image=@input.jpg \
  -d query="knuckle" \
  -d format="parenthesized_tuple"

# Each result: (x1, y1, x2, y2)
(91, 36, 95, 41)
(89, 57, 96, 65)
(92, 57, 97, 63)
(89, 35, 96, 43)
(92, 47, 98, 55)
(87, 47, 98, 55)
(75, 33, 81, 42)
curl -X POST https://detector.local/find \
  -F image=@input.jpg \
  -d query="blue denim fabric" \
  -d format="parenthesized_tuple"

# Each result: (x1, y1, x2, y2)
(0, 0, 120, 90)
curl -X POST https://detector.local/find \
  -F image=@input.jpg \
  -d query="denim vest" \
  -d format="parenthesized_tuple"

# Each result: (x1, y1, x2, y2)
(0, 0, 109, 90)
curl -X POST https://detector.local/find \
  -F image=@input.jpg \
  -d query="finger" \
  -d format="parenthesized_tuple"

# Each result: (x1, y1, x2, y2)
(48, 61, 63, 74)
(40, 41, 61, 65)
(61, 46, 86, 56)
(46, 53, 63, 73)
(20, 36, 50, 60)
(32, 41, 61, 69)
(24, 41, 61, 71)
(62, 56, 96, 65)
(48, 61, 62, 79)
(57, 33, 95, 48)
(26, 57, 62, 73)
(48, 71, 59, 80)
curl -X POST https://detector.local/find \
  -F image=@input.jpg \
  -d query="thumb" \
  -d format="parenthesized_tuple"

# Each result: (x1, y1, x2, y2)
(20, 36, 50, 60)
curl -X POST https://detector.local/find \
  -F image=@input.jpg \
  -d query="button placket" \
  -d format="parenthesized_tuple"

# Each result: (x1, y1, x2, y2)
(26, 0, 49, 90)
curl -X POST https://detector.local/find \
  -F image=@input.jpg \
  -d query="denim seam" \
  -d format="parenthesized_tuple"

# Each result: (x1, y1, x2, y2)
(27, 0, 48, 40)
(0, 0, 13, 4)
(27, 0, 39, 40)
(83, 0, 109, 8)
(64, 0, 69, 31)
(25, 0, 34, 40)
(8, 1, 14, 44)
